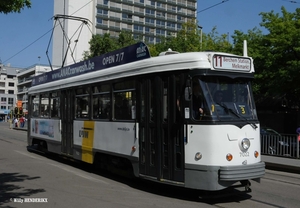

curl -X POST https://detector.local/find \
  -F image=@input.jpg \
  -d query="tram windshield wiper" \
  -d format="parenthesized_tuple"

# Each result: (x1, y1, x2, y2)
(216, 102, 257, 129)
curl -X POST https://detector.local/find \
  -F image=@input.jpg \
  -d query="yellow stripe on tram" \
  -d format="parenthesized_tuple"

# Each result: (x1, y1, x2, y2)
(81, 121, 95, 164)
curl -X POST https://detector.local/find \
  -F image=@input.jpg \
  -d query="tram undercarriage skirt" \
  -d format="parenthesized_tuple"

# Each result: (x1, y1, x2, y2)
(184, 161, 265, 191)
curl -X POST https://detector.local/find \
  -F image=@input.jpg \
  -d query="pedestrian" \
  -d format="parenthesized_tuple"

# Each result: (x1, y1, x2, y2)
(14, 117, 18, 128)
(19, 116, 24, 128)
(296, 127, 300, 142)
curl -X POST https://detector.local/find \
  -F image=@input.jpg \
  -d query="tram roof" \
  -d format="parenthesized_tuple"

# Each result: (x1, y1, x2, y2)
(29, 42, 254, 94)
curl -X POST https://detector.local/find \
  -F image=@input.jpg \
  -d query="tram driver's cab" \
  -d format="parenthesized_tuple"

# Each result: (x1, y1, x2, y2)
(184, 76, 257, 122)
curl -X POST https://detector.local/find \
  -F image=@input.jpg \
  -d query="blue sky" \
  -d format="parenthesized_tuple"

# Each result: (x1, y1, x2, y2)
(0, 0, 298, 68)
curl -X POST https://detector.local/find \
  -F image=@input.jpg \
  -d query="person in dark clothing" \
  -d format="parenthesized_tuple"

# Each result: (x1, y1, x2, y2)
(192, 83, 204, 119)
(213, 90, 224, 103)
(114, 95, 130, 119)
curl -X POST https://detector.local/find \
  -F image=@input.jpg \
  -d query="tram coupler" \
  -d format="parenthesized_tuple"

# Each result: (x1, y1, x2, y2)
(241, 180, 252, 192)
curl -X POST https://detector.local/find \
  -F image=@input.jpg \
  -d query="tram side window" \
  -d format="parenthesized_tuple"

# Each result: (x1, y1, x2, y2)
(50, 92, 60, 118)
(92, 84, 111, 119)
(32, 95, 40, 117)
(113, 81, 136, 120)
(75, 87, 90, 119)
(40, 93, 50, 118)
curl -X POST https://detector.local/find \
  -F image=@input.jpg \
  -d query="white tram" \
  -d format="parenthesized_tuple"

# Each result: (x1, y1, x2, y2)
(27, 42, 265, 191)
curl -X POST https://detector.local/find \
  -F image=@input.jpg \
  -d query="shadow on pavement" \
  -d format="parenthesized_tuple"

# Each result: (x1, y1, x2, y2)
(0, 172, 45, 207)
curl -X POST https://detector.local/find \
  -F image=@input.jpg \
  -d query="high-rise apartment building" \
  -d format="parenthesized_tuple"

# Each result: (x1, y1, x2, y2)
(52, 0, 197, 67)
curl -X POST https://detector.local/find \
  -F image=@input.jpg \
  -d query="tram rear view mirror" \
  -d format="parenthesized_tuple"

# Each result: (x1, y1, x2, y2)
(185, 87, 192, 101)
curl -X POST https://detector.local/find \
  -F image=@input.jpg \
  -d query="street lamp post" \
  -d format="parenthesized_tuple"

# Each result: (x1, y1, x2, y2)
(198, 25, 203, 51)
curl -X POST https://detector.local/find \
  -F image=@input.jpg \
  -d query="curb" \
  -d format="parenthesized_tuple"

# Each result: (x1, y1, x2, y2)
(264, 161, 300, 174)
(13, 127, 28, 131)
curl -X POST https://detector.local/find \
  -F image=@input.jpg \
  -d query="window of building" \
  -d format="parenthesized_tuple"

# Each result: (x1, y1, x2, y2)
(8, 98, 13, 105)
(145, 18, 155, 24)
(156, 20, 165, 26)
(8, 82, 14, 87)
(167, 22, 176, 28)
(145, 36, 154, 43)
(156, 29, 165, 35)
(97, 9, 108, 15)
(1, 106, 6, 109)
(146, 8, 155, 15)
(97, 18, 102, 24)
(1, 97, 6, 102)
(8, 90, 14, 94)
(134, 25, 144, 32)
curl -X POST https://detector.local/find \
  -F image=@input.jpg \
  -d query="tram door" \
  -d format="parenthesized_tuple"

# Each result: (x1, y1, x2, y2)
(138, 75, 184, 182)
(61, 90, 74, 156)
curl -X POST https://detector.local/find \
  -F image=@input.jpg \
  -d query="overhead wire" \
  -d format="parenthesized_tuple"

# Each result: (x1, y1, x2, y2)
(197, 0, 229, 14)
(282, 0, 300, 4)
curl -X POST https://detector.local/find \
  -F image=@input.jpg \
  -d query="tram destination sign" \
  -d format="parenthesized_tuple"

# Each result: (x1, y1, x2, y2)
(212, 55, 251, 72)
(32, 42, 151, 86)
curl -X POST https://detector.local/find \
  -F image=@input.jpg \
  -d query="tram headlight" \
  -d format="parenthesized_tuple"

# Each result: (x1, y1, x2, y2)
(195, 152, 202, 161)
(240, 138, 250, 151)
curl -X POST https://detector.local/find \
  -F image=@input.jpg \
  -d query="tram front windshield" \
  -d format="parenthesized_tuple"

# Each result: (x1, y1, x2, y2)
(192, 76, 258, 121)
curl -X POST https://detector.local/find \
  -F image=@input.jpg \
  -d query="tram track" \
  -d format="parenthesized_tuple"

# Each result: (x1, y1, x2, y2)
(205, 192, 286, 208)
(263, 170, 300, 186)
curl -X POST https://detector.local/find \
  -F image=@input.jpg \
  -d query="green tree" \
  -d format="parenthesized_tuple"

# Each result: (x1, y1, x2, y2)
(175, 20, 201, 52)
(148, 35, 177, 56)
(231, 28, 265, 96)
(150, 20, 231, 55)
(259, 7, 300, 98)
(117, 31, 136, 47)
(231, 7, 300, 110)
(83, 32, 140, 59)
(0, 0, 31, 14)
(255, 7, 300, 108)
(83, 33, 118, 59)
(202, 26, 231, 52)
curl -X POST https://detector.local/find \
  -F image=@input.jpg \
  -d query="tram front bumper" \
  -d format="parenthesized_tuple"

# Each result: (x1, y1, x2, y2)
(219, 161, 265, 181)
(185, 161, 265, 191)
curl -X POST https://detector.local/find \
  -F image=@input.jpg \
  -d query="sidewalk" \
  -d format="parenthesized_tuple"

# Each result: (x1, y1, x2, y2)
(262, 155, 300, 174)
